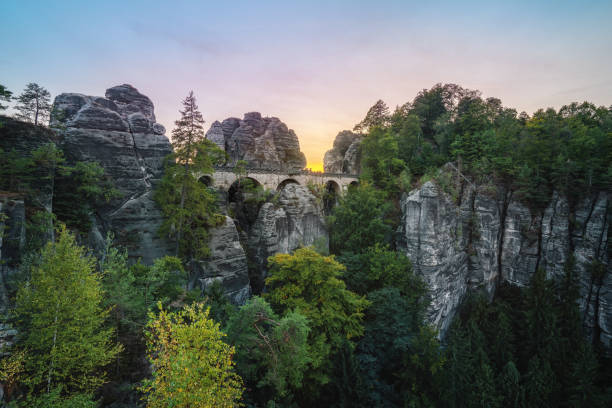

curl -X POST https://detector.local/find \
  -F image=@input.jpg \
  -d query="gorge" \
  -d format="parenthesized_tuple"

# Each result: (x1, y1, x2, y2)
(0, 84, 610, 406)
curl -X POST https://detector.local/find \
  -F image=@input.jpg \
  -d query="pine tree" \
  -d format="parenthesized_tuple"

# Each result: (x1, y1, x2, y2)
(155, 91, 225, 258)
(14, 83, 51, 125)
(14, 225, 121, 397)
(0, 83, 12, 110)
(353, 99, 390, 132)
(226, 296, 310, 405)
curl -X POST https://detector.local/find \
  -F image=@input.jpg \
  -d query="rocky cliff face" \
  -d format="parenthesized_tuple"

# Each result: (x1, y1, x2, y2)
(247, 184, 328, 292)
(52, 84, 173, 263)
(0, 195, 24, 373)
(194, 216, 251, 304)
(398, 176, 610, 345)
(205, 112, 306, 171)
(323, 130, 362, 174)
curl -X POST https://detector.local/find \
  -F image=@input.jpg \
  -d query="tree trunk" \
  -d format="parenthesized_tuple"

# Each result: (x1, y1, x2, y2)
(47, 299, 60, 393)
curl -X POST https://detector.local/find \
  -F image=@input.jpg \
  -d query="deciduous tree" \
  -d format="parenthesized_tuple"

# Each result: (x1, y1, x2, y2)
(139, 303, 243, 408)
(14, 225, 120, 397)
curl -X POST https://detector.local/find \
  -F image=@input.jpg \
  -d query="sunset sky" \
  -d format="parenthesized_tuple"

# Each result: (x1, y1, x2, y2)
(3, 0, 612, 171)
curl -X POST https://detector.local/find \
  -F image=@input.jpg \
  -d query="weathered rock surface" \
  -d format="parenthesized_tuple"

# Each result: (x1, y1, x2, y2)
(323, 130, 362, 174)
(398, 176, 611, 346)
(52, 85, 173, 264)
(193, 216, 251, 304)
(247, 184, 328, 292)
(0, 195, 24, 366)
(205, 112, 306, 171)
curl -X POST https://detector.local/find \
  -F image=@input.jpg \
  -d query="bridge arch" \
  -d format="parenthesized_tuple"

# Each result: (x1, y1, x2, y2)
(325, 180, 341, 195)
(277, 178, 300, 191)
(323, 180, 341, 215)
(198, 175, 213, 187)
(349, 180, 359, 188)
(228, 177, 261, 201)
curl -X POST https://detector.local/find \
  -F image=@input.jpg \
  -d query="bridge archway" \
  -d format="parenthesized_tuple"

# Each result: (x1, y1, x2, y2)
(277, 178, 300, 191)
(228, 177, 261, 200)
(349, 180, 359, 188)
(198, 175, 213, 187)
(323, 180, 341, 215)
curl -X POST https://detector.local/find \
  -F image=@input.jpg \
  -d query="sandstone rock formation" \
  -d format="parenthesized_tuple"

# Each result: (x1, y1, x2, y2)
(0, 195, 24, 373)
(247, 183, 328, 292)
(323, 130, 362, 174)
(52, 84, 173, 263)
(205, 112, 306, 171)
(398, 174, 610, 345)
(194, 216, 251, 304)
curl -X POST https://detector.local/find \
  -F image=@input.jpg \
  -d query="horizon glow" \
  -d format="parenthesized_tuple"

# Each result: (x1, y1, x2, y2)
(2, 1, 611, 170)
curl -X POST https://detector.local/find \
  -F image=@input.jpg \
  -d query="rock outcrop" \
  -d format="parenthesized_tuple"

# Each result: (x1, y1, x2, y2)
(0, 195, 24, 371)
(0, 117, 58, 212)
(205, 112, 306, 171)
(398, 174, 610, 345)
(323, 130, 362, 174)
(193, 216, 251, 304)
(52, 85, 173, 263)
(247, 183, 328, 292)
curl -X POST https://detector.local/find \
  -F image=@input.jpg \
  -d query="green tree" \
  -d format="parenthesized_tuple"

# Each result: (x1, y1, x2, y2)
(328, 183, 392, 254)
(53, 160, 119, 231)
(265, 248, 368, 397)
(226, 296, 310, 405)
(14, 225, 120, 397)
(353, 99, 390, 133)
(0, 83, 12, 110)
(14, 83, 51, 125)
(139, 303, 243, 408)
(155, 91, 225, 258)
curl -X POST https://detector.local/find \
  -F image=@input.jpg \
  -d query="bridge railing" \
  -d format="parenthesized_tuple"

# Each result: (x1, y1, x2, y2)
(212, 165, 358, 179)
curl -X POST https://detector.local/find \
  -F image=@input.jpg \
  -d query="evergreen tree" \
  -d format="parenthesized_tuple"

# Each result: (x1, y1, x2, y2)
(14, 225, 120, 397)
(155, 91, 225, 258)
(226, 296, 310, 405)
(328, 183, 392, 254)
(14, 83, 51, 125)
(0, 83, 12, 110)
(353, 99, 390, 133)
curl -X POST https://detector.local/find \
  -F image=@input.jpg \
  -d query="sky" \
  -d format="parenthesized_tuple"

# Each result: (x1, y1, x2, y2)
(2, 1, 611, 171)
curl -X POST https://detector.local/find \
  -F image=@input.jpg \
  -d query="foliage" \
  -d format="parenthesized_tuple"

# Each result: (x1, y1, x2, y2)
(354, 84, 611, 209)
(10, 388, 97, 408)
(353, 99, 390, 133)
(0, 143, 117, 233)
(155, 92, 225, 258)
(14, 225, 120, 397)
(53, 160, 119, 231)
(328, 183, 393, 254)
(14, 83, 51, 126)
(0, 83, 12, 110)
(265, 248, 369, 395)
(441, 265, 609, 408)
(226, 296, 310, 405)
(338, 244, 423, 297)
(139, 302, 243, 408)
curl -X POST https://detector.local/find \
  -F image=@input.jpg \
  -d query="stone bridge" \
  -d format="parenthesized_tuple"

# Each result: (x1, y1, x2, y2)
(196, 166, 359, 194)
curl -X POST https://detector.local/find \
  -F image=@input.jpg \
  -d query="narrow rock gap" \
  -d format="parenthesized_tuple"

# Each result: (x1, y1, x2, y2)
(496, 189, 512, 287)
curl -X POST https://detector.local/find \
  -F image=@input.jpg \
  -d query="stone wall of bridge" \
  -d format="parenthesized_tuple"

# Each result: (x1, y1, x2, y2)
(195, 167, 359, 193)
